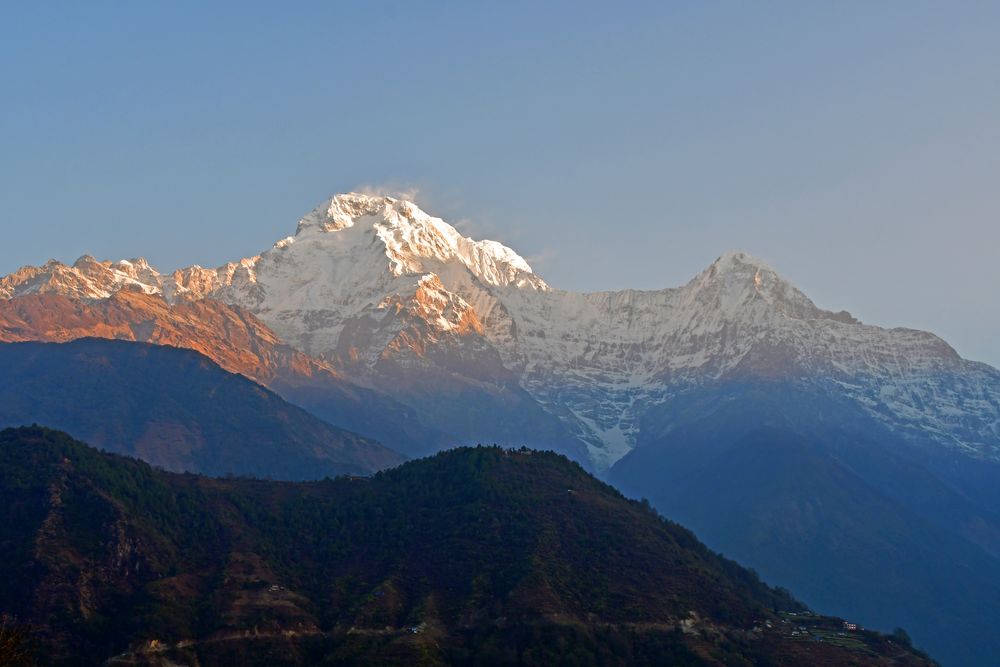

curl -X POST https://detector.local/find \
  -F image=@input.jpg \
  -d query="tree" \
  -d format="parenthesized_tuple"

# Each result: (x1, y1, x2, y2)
(0, 614, 35, 667)
(892, 627, 913, 647)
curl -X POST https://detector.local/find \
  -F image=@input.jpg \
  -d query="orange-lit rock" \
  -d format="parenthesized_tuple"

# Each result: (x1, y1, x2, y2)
(0, 291, 337, 385)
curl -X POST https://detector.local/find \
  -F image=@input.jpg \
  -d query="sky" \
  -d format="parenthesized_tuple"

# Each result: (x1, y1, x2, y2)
(1, 1, 998, 366)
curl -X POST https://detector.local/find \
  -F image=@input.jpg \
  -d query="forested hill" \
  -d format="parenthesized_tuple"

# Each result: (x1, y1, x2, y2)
(0, 427, 934, 666)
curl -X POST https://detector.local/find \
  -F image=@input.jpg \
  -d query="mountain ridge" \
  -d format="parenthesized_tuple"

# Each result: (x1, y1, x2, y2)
(0, 291, 452, 457)
(2, 193, 996, 471)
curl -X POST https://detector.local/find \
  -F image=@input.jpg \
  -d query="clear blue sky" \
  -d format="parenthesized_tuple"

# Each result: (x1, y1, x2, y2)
(2, 1, 998, 366)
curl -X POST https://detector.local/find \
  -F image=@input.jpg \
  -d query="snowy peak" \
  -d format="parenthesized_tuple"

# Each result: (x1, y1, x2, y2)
(295, 192, 391, 234)
(0, 256, 163, 301)
(708, 250, 773, 273)
(77, 255, 162, 291)
(162, 192, 548, 362)
(686, 251, 856, 324)
(294, 193, 547, 291)
(696, 251, 806, 304)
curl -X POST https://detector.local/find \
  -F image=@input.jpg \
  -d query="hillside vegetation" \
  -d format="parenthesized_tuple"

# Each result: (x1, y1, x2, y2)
(0, 427, 933, 666)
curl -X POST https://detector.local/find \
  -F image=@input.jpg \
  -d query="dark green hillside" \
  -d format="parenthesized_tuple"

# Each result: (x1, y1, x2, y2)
(0, 339, 403, 478)
(0, 427, 932, 666)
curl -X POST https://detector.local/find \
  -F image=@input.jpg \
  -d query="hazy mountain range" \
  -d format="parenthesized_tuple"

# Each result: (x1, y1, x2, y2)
(3, 193, 998, 472)
(2, 192, 999, 664)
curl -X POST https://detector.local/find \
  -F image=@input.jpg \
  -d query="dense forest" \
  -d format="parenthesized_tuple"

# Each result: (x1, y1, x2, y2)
(0, 427, 933, 666)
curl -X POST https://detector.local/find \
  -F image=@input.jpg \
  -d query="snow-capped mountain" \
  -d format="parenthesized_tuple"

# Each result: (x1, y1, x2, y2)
(3, 193, 998, 470)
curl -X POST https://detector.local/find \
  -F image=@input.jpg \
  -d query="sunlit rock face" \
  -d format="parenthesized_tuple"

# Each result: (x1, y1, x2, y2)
(2, 193, 998, 470)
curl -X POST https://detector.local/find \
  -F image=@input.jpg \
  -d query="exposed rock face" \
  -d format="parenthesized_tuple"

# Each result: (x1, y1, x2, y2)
(0, 292, 448, 458)
(0, 291, 321, 384)
(2, 193, 998, 470)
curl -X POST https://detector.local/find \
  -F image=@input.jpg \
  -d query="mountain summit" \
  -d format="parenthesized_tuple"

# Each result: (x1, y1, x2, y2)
(0, 193, 997, 471)
(692, 251, 838, 320)
(295, 193, 546, 289)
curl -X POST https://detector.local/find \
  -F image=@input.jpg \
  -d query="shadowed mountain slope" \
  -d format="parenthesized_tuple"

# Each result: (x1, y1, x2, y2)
(0, 292, 449, 457)
(610, 383, 1000, 666)
(0, 339, 403, 479)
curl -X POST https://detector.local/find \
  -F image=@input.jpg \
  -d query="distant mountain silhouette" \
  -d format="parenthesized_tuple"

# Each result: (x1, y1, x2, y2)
(610, 382, 1000, 666)
(0, 291, 451, 457)
(0, 339, 403, 478)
